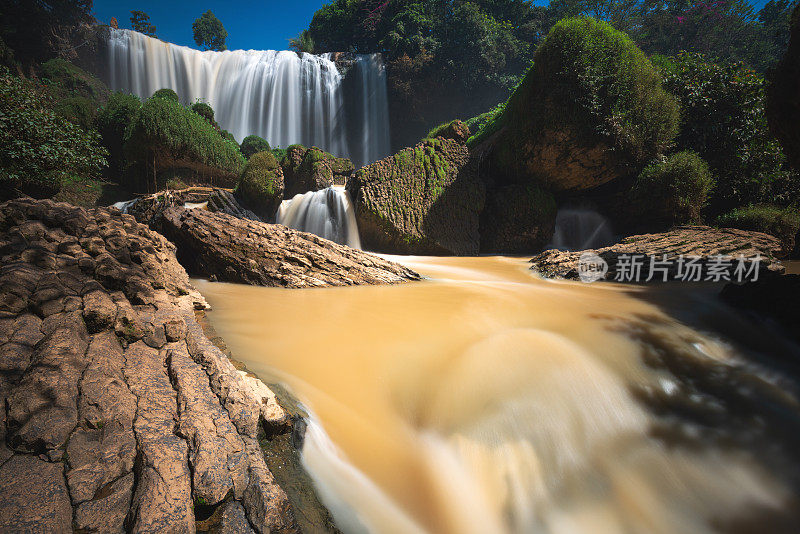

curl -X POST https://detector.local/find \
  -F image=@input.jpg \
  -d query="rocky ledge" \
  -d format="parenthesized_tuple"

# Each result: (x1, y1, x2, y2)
(0, 198, 332, 532)
(160, 207, 421, 287)
(530, 226, 785, 281)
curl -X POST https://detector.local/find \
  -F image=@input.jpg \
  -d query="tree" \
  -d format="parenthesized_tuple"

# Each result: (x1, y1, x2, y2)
(192, 10, 227, 51)
(288, 30, 315, 54)
(129, 10, 156, 37)
(768, 2, 800, 172)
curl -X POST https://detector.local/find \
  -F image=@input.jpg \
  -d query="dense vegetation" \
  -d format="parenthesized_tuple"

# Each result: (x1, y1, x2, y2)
(716, 204, 800, 252)
(304, 0, 798, 147)
(240, 135, 272, 159)
(0, 67, 107, 198)
(630, 150, 715, 226)
(768, 2, 800, 173)
(235, 151, 284, 217)
(655, 52, 796, 215)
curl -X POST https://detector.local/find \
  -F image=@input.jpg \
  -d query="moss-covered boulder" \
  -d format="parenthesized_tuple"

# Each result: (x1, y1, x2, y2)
(628, 151, 715, 227)
(768, 3, 800, 171)
(240, 135, 271, 159)
(123, 94, 244, 190)
(347, 137, 485, 255)
(235, 151, 284, 219)
(490, 18, 679, 192)
(281, 145, 354, 197)
(480, 184, 557, 253)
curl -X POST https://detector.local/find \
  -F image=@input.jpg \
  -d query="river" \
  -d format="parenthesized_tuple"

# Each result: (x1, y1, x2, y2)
(194, 255, 800, 534)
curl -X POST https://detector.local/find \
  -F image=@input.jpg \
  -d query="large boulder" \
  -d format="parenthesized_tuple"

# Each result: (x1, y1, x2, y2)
(488, 17, 679, 192)
(281, 145, 354, 197)
(160, 207, 421, 287)
(235, 151, 285, 220)
(347, 137, 485, 255)
(0, 198, 319, 532)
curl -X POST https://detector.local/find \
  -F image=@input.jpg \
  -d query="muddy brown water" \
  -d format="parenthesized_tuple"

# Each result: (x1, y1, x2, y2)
(194, 256, 800, 534)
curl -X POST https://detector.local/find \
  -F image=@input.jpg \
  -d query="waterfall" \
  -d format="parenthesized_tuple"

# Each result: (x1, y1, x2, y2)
(106, 29, 390, 164)
(276, 186, 361, 249)
(350, 54, 391, 167)
(550, 208, 615, 251)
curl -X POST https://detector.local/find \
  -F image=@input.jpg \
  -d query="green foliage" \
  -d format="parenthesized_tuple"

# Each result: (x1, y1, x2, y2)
(466, 102, 507, 148)
(152, 88, 179, 103)
(130, 10, 157, 38)
(767, 2, 800, 173)
(240, 135, 271, 159)
(236, 151, 283, 216)
(0, 68, 107, 198)
(0, 0, 94, 66)
(96, 91, 142, 176)
(271, 148, 287, 161)
(193, 10, 227, 51)
(123, 94, 244, 189)
(38, 58, 109, 129)
(191, 102, 215, 124)
(289, 30, 315, 54)
(630, 151, 716, 226)
(656, 52, 797, 213)
(716, 204, 800, 250)
(503, 17, 679, 170)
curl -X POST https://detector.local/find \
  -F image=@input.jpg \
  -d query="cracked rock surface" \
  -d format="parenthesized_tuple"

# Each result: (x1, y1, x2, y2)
(0, 198, 309, 533)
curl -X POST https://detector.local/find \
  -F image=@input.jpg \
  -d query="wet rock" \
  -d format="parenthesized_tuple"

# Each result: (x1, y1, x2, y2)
(242, 436, 299, 534)
(0, 455, 72, 532)
(161, 207, 420, 287)
(347, 137, 485, 254)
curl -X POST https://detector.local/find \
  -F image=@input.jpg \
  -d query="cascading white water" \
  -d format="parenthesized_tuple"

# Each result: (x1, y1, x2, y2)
(106, 29, 390, 164)
(550, 208, 615, 251)
(276, 186, 361, 249)
(351, 54, 391, 167)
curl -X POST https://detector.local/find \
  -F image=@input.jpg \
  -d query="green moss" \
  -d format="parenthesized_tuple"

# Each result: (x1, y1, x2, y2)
(123, 94, 244, 188)
(39, 58, 109, 104)
(240, 135, 271, 159)
(236, 151, 283, 216)
(630, 150, 715, 226)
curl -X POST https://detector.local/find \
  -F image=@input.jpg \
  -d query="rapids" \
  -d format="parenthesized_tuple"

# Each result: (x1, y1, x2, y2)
(195, 256, 800, 534)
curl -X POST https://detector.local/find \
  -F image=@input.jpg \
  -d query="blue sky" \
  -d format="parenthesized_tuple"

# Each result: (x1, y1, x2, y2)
(92, 1, 328, 51)
(93, 0, 774, 52)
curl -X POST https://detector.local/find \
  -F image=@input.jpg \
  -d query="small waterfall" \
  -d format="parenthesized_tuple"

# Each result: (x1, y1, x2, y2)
(550, 208, 615, 251)
(106, 29, 390, 163)
(276, 186, 361, 249)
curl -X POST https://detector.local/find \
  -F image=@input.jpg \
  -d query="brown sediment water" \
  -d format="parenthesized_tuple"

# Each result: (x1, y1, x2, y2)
(194, 256, 800, 534)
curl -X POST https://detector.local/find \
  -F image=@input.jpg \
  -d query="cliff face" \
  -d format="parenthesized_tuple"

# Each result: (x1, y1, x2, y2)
(347, 136, 485, 255)
(0, 198, 335, 532)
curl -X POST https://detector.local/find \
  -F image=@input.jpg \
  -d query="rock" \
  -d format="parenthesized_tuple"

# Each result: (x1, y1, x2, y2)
(0, 455, 73, 533)
(480, 184, 557, 253)
(347, 137, 485, 254)
(74, 473, 135, 534)
(235, 151, 285, 220)
(282, 145, 354, 197)
(160, 207, 420, 287)
(0, 198, 323, 532)
(429, 119, 471, 143)
(219, 500, 257, 534)
(530, 226, 784, 281)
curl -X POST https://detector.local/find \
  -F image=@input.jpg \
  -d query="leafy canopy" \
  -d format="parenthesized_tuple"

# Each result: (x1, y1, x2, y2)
(192, 10, 227, 51)
(130, 10, 157, 37)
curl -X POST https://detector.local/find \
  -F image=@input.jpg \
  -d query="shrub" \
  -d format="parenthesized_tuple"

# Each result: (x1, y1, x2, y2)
(271, 147, 287, 161)
(235, 151, 284, 217)
(629, 151, 715, 226)
(96, 92, 142, 176)
(716, 204, 800, 253)
(494, 17, 680, 190)
(240, 136, 272, 159)
(39, 58, 109, 129)
(0, 68, 107, 198)
(151, 88, 179, 103)
(656, 52, 797, 213)
(191, 102, 215, 124)
(123, 95, 244, 190)
(465, 102, 506, 148)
